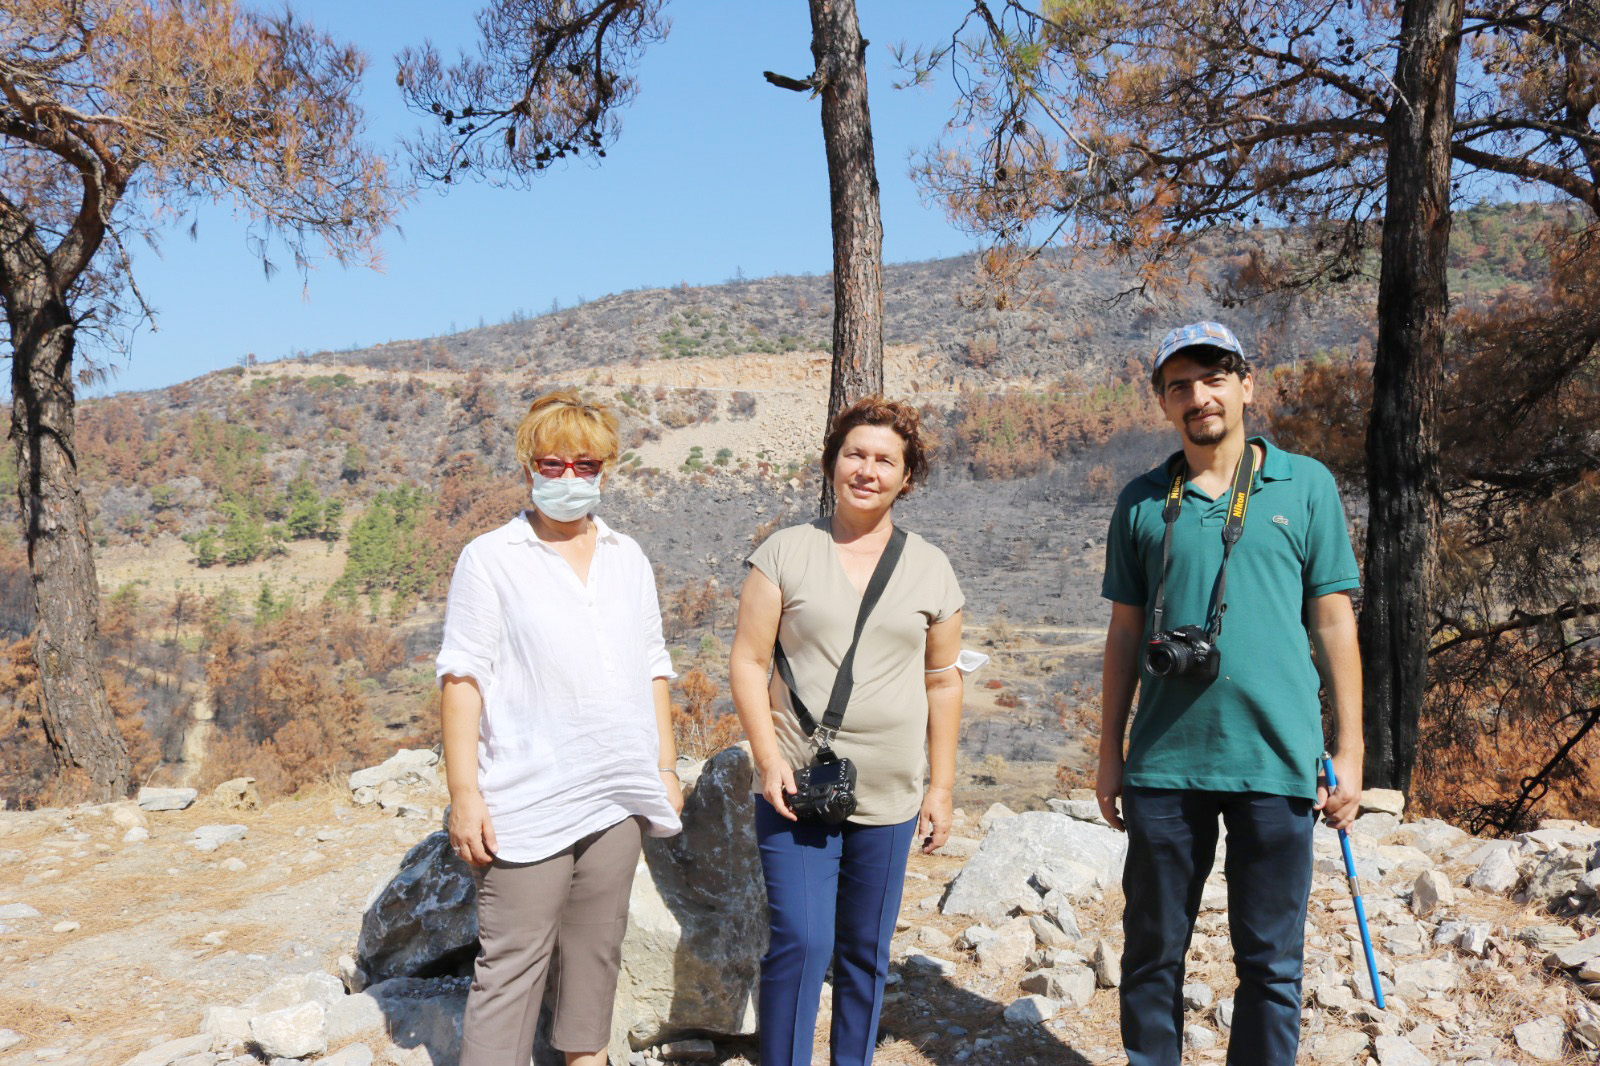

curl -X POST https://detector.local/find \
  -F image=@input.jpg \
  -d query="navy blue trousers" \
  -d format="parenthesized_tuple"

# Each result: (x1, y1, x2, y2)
(755, 797, 919, 1066)
(1120, 787, 1315, 1066)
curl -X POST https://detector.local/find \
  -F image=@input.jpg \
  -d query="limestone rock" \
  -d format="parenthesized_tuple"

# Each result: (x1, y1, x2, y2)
(348, 749, 439, 792)
(1375, 845, 1434, 878)
(1306, 1030, 1369, 1061)
(1517, 924, 1579, 951)
(1466, 847, 1520, 895)
(1393, 958, 1457, 997)
(1045, 797, 1109, 826)
(1019, 966, 1094, 1007)
(1091, 938, 1121, 989)
(658, 1038, 717, 1061)
(123, 826, 150, 843)
(1039, 890, 1083, 939)
(1410, 869, 1454, 917)
(191, 825, 247, 851)
(109, 805, 146, 830)
(903, 950, 957, 977)
(244, 972, 346, 1014)
(1547, 934, 1600, 971)
(1573, 1000, 1600, 1048)
(0, 1030, 20, 1054)
(320, 1045, 375, 1066)
(613, 746, 766, 1051)
(941, 812, 1126, 916)
(119, 1035, 213, 1066)
(200, 1006, 252, 1044)
(1361, 789, 1406, 817)
(1029, 914, 1074, 950)
(324, 991, 386, 1044)
(1522, 847, 1589, 908)
(1372, 1033, 1431, 1066)
(137, 787, 197, 812)
(1002, 995, 1059, 1026)
(1389, 820, 1470, 860)
(249, 1002, 327, 1059)
(1183, 1025, 1217, 1050)
(1513, 1016, 1567, 1061)
(0, 903, 39, 921)
(978, 802, 1017, 831)
(1434, 920, 1491, 957)
(1214, 998, 1234, 1030)
(1182, 982, 1214, 1010)
(934, 835, 980, 859)
(974, 918, 1035, 970)
(213, 778, 260, 811)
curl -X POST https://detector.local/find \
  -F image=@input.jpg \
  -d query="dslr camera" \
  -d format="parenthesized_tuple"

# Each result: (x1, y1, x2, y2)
(786, 748, 858, 824)
(1144, 625, 1219, 682)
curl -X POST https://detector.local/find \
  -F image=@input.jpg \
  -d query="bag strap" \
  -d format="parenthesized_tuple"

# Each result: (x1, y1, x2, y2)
(773, 525, 908, 744)
(1149, 442, 1257, 639)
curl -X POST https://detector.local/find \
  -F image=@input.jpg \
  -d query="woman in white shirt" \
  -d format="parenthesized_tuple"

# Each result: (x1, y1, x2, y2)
(438, 389, 684, 1066)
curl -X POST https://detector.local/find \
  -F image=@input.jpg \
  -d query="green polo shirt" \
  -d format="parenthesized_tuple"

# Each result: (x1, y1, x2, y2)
(1101, 437, 1360, 799)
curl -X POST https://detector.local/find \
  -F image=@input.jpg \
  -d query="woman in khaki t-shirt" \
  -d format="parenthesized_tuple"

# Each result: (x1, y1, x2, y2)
(729, 397, 967, 1066)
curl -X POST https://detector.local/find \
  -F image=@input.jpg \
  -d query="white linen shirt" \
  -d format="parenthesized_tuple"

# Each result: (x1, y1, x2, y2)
(436, 511, 682, 862)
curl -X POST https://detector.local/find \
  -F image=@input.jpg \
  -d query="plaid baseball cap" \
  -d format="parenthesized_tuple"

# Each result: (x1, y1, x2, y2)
(1153, 321, 1245, 374)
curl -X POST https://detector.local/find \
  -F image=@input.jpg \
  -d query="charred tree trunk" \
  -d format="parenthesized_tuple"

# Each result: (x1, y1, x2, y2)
(1361, 0, 1464, 794)
(766, 0, 885, 516)
(0, 208, 130, 801)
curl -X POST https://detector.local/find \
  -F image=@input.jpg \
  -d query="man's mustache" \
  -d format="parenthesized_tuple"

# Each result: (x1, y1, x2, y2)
(1184, 406, 1224, 422)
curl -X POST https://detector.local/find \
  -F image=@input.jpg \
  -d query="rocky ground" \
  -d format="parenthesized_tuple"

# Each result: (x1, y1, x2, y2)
(3, 747, 1599, 1066)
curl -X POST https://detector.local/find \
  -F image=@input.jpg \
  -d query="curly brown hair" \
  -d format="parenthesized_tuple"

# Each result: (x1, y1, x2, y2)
(821, 396, 934, 495)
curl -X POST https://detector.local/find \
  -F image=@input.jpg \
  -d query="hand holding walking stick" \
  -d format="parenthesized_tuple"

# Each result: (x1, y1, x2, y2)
(1321, 752, 1385, 1008)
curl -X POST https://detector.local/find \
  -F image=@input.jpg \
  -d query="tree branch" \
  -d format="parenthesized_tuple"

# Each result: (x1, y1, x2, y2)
(1430, 601, 1600, 657)
(763, 70, 818, 93)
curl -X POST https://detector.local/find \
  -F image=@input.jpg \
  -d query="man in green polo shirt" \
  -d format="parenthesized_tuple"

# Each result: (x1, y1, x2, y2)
(1097, 320, 1364, 1066)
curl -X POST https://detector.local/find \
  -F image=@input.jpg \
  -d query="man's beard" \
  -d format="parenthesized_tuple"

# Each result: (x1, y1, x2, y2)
(1184, 409, 1226, 445)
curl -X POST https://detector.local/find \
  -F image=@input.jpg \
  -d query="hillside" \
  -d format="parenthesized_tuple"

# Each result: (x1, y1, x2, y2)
(0, 200, 1582, 814)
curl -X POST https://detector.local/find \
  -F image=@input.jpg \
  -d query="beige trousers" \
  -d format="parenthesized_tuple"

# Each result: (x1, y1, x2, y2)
(459, 816, 643, 1064)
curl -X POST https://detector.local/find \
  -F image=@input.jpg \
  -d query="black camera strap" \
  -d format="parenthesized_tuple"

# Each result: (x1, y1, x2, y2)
(773, 525, 908, 750)
(1149, 443, 1257, 640)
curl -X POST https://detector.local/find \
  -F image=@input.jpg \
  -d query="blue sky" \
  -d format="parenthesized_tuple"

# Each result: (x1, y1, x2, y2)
(87, 0, 981, 396)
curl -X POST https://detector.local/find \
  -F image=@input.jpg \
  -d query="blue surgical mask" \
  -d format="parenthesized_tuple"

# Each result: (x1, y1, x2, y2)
(529, 471, 601, 521)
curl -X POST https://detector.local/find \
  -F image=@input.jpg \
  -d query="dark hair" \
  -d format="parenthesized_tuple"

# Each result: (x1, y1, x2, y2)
(1151, 345, 1254, 392)
(821, 396, 933, 496)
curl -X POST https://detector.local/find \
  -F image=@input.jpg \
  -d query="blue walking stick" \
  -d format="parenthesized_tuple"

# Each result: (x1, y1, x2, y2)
(1322, 753, 1385, 1008)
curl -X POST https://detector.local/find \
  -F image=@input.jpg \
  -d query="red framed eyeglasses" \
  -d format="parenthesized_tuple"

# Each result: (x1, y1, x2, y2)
(533, 456, 603, 478)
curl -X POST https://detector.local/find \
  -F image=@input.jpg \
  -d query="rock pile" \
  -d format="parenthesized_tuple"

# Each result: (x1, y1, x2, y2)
(6, 749, 1599, 1066)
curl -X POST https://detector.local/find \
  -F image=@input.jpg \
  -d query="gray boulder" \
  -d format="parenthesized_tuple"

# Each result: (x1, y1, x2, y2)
(357, 831, 479, 983)
(941, 811, 1126, 917)
(1466, 846, 1520, 895)
(352, 748, 765, 1065)
(1521, 847, 1589, 909)
(137, 787, 197, 811)
(249, 1001, 327, 1059)
(614, 746, 766, 1050)
(348, 749, 440, 792)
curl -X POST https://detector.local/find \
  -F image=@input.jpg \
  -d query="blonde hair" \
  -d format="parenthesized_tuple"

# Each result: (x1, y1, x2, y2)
(513, 390, 620, 471)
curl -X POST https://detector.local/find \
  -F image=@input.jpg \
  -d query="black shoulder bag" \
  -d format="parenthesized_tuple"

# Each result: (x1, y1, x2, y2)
(771, 526, 908, 823)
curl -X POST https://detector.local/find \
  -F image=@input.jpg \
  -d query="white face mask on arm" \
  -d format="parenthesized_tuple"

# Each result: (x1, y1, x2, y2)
(528, 472, 601, 521)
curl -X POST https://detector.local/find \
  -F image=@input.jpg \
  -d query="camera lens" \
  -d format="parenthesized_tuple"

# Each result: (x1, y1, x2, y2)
(1146, 641, 1192, 677)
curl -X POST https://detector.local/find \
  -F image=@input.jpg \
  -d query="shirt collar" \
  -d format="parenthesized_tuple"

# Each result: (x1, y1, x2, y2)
(505, 511, 618, 545)
(1145, 435, 1291, 489)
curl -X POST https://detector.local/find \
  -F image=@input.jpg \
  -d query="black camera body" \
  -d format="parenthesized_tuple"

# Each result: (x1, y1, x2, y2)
(786, 748, 858, 824)
(1144, 624, 1220, 682)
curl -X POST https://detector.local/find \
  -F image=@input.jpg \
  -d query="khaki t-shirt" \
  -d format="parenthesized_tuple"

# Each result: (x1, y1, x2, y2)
(748, 519, 964, 825)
